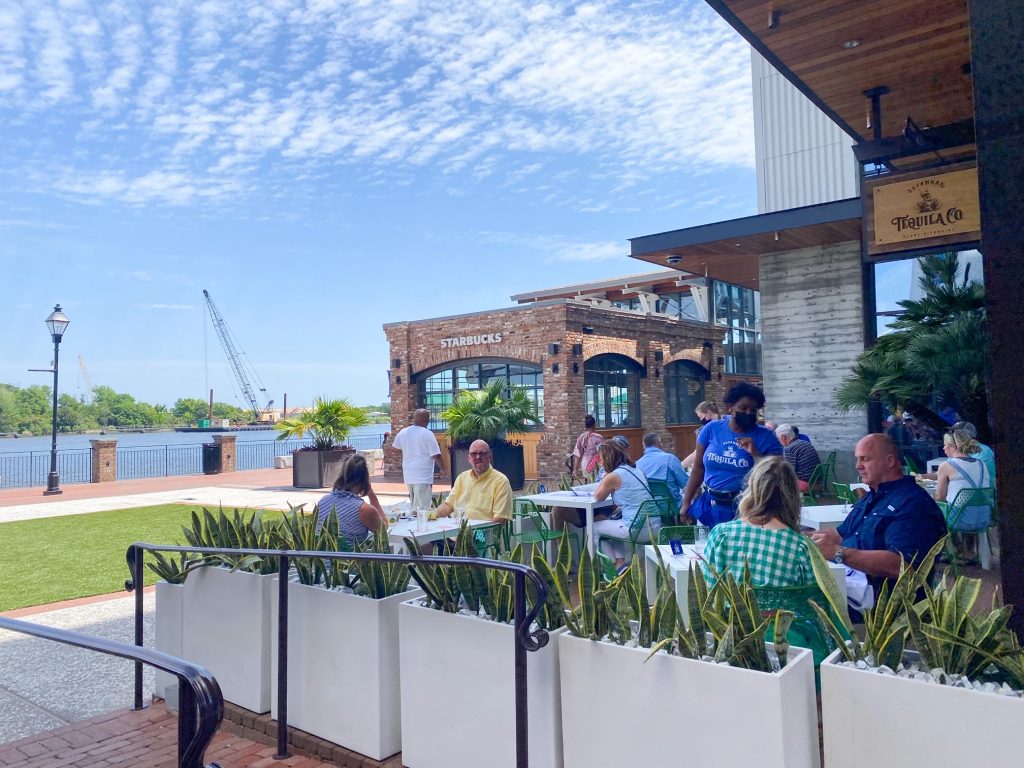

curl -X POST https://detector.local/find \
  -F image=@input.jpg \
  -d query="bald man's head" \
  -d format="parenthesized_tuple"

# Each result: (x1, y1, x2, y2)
(855, 433, 903, 489)
(412, 409, 431, 427)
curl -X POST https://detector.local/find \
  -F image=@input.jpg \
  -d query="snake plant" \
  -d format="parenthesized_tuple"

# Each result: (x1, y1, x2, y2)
(181, 506, 284, 574)
(279, 503, 352, 589)
(146, 550, 206, 584)
(350, 528, 413, 599)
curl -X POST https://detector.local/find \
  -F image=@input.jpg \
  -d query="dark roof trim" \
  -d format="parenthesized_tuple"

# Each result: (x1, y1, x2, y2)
(703, 0, 864, 142)
(629, 198, 862, 255)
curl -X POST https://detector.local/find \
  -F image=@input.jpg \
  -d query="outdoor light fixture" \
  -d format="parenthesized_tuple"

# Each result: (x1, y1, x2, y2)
(43, 304, 70, 496)
(548, 343, 560, 355)
(395, 376, 402, 385)
(654, 350, 664, 362)
(581, 326, 594, 334)
(392, 357, 402, 368)
(572, 362, 579, 374)
(551, 363, 559, 374)
(703, 340, 715, 349)
(571, 343, 583, 356)
(768, 9, 780, 29)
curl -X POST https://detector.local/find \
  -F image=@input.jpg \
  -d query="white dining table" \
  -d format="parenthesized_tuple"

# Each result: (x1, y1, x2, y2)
(516, 490, 616, 557)
(643, 544, 848, 626)
(388, 516, 491, 552)
(799, 504, 850, 531)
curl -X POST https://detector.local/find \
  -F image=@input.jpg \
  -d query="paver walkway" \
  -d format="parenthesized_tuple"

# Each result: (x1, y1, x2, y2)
(0, 702, 338, 767)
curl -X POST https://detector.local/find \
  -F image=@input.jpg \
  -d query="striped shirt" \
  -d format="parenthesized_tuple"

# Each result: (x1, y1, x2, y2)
(783, 439, 821, 482)
(317, 490, 371, 545)
(701, 518, 814, 587)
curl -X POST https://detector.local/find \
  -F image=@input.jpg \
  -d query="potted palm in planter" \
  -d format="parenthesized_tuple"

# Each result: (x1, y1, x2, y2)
(276, 397, 368, 488)
(442, 378, 538, 490)
(269, 509, 422, 761)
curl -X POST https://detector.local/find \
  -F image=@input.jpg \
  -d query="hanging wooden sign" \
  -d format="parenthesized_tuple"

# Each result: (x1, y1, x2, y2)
(867, 165, 980, 254)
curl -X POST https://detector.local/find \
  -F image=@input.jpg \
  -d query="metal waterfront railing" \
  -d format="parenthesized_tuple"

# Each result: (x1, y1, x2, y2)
(0, 435, 385, 489)
(126, 543, 548, 768)
(0, 614, 223, 768)
(0, 449, 92, 489)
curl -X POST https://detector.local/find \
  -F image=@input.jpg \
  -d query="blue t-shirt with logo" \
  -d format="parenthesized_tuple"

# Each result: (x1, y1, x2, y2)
(698, 417, 783, 492)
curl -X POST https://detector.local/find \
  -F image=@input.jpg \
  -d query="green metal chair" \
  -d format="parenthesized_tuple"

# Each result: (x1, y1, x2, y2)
(596, 499, 660, 564)
(832, 482, 860, 506)
(821, 451, 838, 490)
(596, 552, 618, 582)
(754, 582, 848, 675)
(511, 498, 575, 559)
(801, 463, 828, 504)
(646, 479, 678, 524)
(657, 525, 696, 545)
(472, 521, 508, 559)
(937, 487, 996, 572)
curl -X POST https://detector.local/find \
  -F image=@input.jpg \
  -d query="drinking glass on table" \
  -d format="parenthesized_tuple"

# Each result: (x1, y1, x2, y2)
(416, 507, 429, 531)
(694, 525, 709, 553)
(453, 505, 467, 521)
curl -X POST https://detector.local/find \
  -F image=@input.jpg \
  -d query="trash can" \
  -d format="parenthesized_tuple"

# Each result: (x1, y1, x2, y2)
(202, 443, 222, 475)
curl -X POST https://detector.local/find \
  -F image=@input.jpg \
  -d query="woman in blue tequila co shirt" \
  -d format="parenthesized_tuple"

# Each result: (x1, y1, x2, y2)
(679, 382, 783, 528)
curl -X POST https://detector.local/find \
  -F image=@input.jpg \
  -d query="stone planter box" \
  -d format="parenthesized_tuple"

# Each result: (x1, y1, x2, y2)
(821, 647, 1024, 767)
(182, 567, 275, 713)
(559, 633, 819, 768)
(154, 581, 184, 710)
(399, 600, 564, 768)
(292, 448, 355, 488)
(270, 581, 422, 761)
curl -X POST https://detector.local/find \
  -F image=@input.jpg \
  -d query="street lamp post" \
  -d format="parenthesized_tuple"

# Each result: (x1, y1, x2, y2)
(43, 304, 70, 496)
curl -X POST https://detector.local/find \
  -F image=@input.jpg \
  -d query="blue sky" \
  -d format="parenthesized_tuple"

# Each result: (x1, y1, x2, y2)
(0, 0, 758, 410)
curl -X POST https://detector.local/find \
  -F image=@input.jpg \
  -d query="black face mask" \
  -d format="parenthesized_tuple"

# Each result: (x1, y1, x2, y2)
(699, 417, 712, 425)
(733, 412, 758, 430)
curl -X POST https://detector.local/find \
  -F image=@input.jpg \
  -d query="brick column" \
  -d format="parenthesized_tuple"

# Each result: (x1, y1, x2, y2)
(90, 439, 117, 483)
(213, 434, 236, 472)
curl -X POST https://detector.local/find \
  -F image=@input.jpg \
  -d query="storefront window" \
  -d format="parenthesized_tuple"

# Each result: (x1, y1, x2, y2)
(664, 361, 708, 424)
(874, 249, 983, 336)
(584, 354, 640, 428)
(657, 291, 707, 323)
(713, 281, 761, 375)
(418, 360, 543, 431)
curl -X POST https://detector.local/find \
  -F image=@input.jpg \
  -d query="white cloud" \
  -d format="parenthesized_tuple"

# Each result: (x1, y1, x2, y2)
(4, 1, 754, 206)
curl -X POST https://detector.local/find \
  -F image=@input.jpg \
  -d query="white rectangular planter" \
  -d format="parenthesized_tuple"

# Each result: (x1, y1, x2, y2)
(821, 648, 1024, 767)
(154, 581, 184, 709)
(182, 566, 275, 713)
(270, 581, 422, 761)
(399, 600, 564, 768)
(559, 633, 819, 768)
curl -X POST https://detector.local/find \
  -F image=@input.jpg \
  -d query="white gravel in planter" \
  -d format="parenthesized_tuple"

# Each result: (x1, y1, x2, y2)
(838, 657, 1023, 697)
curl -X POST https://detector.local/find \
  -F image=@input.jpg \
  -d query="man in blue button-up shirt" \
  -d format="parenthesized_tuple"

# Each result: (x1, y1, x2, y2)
(636, 432, 689, 514)
(813, 434, 946, 615)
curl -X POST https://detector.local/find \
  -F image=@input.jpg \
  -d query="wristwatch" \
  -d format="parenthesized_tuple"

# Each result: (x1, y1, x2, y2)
(833, 546, 845, 565)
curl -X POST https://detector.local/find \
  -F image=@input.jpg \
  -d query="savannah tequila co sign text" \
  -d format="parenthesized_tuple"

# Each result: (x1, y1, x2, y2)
(872, 168, 980, 247)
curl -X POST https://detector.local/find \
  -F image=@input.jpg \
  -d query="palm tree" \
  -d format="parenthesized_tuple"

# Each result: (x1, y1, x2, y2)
(275, 397, 368, 450)
(442, 378, 538, 445)
(834, 252, 989, 437)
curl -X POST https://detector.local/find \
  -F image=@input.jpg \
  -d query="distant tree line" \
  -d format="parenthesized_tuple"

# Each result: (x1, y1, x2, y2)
(0, 384, 390, 436)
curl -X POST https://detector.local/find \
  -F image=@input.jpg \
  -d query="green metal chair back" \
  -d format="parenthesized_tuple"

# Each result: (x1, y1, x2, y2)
(753, 582, 846, 671)
(801, 463, 827, 504)
(596, 499, 661, 563)
(832, 482, 859, 505)
(513, 498, 549, 532)
(473, 522, 508, 559)
(596, 552, 618, 582)
(657, 525, 696, 545)
(822, 451, 837, 488)
(943, 487, 994, 532)
(646, 479, 677, 523)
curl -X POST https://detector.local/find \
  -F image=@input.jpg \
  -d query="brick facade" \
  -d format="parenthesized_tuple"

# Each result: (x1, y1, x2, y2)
(213, 434, 237, 472)
(384, 300, 725, 483)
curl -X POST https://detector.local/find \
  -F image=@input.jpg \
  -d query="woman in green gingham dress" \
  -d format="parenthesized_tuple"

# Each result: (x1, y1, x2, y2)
(701, 456, 813, 587)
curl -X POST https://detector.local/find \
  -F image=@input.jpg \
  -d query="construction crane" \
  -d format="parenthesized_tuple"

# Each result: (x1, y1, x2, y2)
(202, 289, 274, 422)
(78, 356, 94, 404)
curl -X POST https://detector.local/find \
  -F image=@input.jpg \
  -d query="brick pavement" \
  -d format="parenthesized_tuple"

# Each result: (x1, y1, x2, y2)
(0, 703, 340, 768)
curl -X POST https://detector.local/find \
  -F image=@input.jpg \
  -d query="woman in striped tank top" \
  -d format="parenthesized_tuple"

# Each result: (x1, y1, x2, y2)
(317, 454, 388, 546)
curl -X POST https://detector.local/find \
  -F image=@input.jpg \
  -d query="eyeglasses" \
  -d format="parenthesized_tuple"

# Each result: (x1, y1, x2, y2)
(468, 451, 491, 457)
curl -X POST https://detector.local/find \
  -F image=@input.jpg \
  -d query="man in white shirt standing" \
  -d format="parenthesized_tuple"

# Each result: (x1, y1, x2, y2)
(392, 409, 442, 510)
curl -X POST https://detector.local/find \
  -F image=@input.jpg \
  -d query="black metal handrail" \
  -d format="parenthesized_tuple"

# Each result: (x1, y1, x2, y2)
(0, 615, 223, 768)
(126, 542, 549, 767)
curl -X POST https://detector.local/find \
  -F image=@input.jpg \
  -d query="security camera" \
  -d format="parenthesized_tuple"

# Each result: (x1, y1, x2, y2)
(666, 254, 682, 266)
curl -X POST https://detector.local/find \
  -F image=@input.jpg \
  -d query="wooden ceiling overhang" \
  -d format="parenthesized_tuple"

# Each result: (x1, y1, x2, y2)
(705, 0, 974, 142)
(628, 199, 862, 290)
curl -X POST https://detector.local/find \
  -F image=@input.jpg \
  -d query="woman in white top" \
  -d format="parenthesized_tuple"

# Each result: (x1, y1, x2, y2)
(934, 428, 992, 530)
(592, 440, 656, 573)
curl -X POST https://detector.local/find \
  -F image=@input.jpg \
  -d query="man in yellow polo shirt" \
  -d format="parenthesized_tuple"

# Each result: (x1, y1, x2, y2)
(436, 439, 514, 523)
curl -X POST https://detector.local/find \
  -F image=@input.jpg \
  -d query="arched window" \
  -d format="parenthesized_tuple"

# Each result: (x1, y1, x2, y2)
(664, 360, 709, 425)
(418, 359, 543, 431)
(584, 354, 641, 428)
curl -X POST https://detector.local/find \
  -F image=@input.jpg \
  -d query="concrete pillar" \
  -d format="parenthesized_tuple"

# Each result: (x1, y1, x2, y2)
(213, 434, 236, 472)
(759, 241, 867, 481)
(90, 439, 117, 483)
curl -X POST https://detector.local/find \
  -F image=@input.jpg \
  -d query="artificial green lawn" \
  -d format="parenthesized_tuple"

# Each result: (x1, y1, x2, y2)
(0, 504, 284, 612)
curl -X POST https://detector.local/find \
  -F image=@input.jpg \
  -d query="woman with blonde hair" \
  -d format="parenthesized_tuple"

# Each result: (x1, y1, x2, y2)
(700, 456, 813, 587)
(934, 427, 992, 530)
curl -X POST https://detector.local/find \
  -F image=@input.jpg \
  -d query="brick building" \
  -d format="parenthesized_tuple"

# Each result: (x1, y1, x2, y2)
(383, 271, 757, 483)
